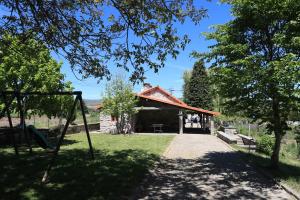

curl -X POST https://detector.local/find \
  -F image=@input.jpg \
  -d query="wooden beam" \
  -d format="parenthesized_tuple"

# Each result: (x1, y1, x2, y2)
(135, 107, 178, 110)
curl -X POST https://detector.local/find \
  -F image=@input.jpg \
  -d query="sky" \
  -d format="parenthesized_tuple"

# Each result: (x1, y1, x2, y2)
(55, 0, 233, 100)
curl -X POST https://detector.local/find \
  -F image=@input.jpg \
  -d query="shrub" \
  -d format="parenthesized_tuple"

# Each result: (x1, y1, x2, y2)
(281, 142, 298, 159)
(294, 126, 300, 142)
(218, 126, 225, 132)
(256, 134, 275, 155)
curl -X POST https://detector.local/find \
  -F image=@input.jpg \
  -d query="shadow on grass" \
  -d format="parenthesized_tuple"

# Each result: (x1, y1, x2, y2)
(136, 151, 295, 199)
(0, 148, 159, 200)
(237, 150, 300, 187)
(50, 137, 79, 147)
(0, 135, 79, 149)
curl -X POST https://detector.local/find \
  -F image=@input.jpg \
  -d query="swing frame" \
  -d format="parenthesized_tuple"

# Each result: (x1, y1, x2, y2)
(0, 90, 94, 182)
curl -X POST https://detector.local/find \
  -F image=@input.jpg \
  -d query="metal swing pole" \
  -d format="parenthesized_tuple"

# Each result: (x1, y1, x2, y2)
(78, 93, 94, 159)
(42, 95, 79, 183)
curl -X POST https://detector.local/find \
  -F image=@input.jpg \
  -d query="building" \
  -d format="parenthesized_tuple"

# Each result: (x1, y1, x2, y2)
(99, 83, 219, 134)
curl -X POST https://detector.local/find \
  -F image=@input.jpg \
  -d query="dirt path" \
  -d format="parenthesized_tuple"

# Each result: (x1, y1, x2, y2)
(135, 134, 293, 200)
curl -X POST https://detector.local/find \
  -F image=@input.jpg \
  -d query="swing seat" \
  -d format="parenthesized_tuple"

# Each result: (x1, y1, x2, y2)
(27, 125, 55, 150)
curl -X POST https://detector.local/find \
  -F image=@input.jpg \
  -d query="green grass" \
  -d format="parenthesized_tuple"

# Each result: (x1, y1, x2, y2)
(0, 133, 174, 200)
(64, 133, 174, 155)
(231, 144, 300, 193)
(73, 110, 99, 125)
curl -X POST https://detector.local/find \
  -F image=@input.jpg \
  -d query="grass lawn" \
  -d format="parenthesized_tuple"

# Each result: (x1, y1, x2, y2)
(231, 144, 300, 193)
(0, 133, 174, 200)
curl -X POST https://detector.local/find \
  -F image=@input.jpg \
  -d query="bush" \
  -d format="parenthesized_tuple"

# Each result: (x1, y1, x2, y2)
(218, 126, 225, 132)
(281, 142, 298, 159)
(294, 126, 300, 142)
(256, 134, 275, 155)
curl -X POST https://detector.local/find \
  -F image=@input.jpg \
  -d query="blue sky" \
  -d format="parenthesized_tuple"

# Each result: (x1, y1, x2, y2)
(55, 1, 232, 100)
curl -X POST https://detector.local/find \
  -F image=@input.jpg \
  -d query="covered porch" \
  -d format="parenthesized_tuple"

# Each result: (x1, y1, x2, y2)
(134, 96, 216, 134)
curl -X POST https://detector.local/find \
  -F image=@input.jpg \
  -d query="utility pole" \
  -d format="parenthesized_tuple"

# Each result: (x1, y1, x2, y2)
(169, 88, 173, 95)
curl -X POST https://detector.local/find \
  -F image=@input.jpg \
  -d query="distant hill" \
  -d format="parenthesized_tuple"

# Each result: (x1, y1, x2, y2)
(83, 99, 101, 108)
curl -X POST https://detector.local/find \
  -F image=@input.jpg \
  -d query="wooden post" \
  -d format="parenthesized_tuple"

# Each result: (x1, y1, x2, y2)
(208, 115, 211, 132)
(78, 94, 94, 159)
(210, 116, 215, 135)
(206, 115, 209, 129)
(179, 110, 183, 134)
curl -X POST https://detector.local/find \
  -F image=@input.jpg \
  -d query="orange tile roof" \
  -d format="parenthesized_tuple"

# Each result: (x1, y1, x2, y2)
(137, 93, 220, 116)
(139, 86, 187, 106)
(97, 85, 220, 116)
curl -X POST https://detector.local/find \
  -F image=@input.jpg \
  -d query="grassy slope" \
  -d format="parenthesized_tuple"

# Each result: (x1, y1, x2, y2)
(231, 144, 300, 193)
(0, 133, 174, 200)
(66, 133, 174, 155)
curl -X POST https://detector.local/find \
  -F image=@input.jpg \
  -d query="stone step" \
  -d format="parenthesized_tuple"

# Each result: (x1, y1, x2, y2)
(236, 137, 244, 145)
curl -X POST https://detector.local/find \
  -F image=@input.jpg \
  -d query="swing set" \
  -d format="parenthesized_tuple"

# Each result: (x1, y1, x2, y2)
(0, 90, 94, 182)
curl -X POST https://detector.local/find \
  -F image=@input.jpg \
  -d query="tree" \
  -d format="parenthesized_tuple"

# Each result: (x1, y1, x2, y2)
(182, 69, 191, 103)
(0, 0, 207, 82)
(208, 68, 223, 113)
(0, 34, 74, 119)
(199, 0, 300, 168)
(101, 76, 137, 134)
(184, 60, 213, 110)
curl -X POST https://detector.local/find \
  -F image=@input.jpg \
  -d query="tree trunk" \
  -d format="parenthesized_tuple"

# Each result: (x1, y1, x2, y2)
(116, 114, 125, 134)
(270, 96, 282, 169)
(116, 116, 121, 134)
(270, 131, 281, 169)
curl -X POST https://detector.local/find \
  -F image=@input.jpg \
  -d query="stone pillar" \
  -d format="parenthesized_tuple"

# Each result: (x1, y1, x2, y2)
(179, 110, 183, 134)
(210, 116, 215, 135)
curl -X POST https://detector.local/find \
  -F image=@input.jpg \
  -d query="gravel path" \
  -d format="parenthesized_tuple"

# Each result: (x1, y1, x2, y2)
(135, 134, 294, 200)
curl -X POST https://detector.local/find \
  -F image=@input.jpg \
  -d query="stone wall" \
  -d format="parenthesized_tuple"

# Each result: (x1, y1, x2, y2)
(99, 113, 117, 133)
(66, 123, 100, 134)
(144, 90, 175, 104)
